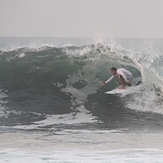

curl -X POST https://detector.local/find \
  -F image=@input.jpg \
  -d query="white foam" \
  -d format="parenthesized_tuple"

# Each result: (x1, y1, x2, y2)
(0, 89, 9, 118)
(1, 128, 163, 162)
(0, 89, 23, 118)
(17, 53, 26, 58)
(0, 148, 163, 163)
(12, 105, 97, 130)
(63, 46, 92, 58)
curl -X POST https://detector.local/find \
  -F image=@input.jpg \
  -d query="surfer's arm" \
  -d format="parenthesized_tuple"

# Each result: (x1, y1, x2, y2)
(105, 75, 115, 84)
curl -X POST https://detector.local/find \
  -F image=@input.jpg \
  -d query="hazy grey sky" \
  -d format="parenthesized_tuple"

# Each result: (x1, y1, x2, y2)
(0, 0, 163, 37)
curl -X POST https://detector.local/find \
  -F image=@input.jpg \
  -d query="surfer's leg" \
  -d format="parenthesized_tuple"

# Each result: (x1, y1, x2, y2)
(118, 75, 125, 89)
(127, 75, 133, 86)
(128, 82, 132, 86)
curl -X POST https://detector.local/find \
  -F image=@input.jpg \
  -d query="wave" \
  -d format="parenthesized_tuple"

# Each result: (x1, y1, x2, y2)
(0, 39, 163, 129)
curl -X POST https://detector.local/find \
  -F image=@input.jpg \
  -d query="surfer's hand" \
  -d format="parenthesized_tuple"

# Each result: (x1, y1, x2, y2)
(126, 80, 130, 83)
(101, 82, 106, 86)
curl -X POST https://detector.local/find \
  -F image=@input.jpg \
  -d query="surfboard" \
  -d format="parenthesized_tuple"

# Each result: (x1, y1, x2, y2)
(105, 87, 132, 95)
(105, 81, 142, 95)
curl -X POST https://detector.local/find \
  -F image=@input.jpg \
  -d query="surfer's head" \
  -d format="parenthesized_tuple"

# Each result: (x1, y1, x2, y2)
(110, 67, 117, 75)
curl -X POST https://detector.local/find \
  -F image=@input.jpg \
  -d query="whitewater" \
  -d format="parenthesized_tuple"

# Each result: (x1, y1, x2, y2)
(0, 37, 163, 162)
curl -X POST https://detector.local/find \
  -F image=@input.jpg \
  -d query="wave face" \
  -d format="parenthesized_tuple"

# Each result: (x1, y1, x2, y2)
(0, 38, 163, 130)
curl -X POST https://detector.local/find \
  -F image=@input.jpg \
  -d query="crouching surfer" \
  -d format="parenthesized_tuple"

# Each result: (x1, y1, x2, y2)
(102, 67, 133, 89)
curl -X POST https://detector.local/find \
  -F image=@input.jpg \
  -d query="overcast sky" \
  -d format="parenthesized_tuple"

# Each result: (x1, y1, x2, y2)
(0, 0, 163, 38)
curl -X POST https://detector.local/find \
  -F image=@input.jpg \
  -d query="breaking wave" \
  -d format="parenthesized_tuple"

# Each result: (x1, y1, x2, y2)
(0, 38, 163, 129)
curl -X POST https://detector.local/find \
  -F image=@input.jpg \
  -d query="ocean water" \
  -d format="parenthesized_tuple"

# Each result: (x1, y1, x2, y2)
(0, 37, 163, 162)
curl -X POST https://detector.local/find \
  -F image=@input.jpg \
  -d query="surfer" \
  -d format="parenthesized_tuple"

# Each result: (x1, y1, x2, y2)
(102, 67, 133, 89)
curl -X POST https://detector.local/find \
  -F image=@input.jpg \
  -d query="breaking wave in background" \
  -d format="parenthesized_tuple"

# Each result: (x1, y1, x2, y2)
(0, 37, 163, 130)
